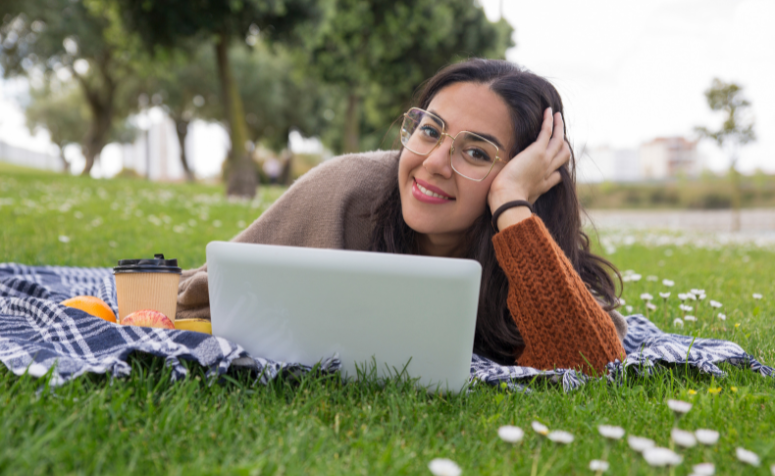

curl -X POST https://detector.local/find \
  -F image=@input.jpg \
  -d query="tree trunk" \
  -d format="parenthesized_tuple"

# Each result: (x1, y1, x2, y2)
(215, 34, 257, 198)
(279, 148, 293, 186)
(81, 115, 110, 177)
(78, 59, 115, 177)
(343, 92, 360, 153)
(57, 144, 70, 174)
(174, 119, 195, 182)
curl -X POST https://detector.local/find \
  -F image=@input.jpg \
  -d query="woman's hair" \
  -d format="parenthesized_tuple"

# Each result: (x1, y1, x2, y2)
(369, 58, 621, 365)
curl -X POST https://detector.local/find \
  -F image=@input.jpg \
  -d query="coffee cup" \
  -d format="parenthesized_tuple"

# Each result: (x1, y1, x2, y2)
(114, 253, 181, 323)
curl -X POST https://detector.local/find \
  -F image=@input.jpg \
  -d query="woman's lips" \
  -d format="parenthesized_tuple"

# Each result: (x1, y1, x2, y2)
(412, 179, 455, 204)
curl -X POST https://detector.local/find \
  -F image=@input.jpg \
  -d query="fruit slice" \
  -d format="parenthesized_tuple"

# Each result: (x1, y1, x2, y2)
(61, 295, 117, 323)
(122, 309, 175, 329)
(174, 318, 212, 335)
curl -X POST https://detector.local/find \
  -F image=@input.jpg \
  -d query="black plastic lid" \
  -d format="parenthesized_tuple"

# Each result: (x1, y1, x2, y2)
(113, 253, 182, 274)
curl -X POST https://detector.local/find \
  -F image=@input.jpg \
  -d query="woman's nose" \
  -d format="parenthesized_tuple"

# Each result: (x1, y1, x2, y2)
(422, 136, 454, 178)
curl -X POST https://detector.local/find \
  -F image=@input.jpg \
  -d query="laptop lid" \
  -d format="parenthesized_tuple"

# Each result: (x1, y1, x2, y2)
(207, 241, 482, 393)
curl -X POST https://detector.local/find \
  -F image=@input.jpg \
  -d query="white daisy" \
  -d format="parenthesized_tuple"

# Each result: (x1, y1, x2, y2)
(684, 315, 697, 322)
(736, 447, 760, 466)
(598, 425, 625, 440)
(640, 293, 654, 301)
(428, 458, 462, 476)
(647, 302, 657, 311)
(667, 399, 692, 414)
(58, 235, 70, 243)
(692, 462, 715, 475)
(659, 292, 671, 299)
(647, 275, 658, 282)
(589, 460, 609, 472)
(717, 313, 726, 321)
(673, 318, 684, 328)
(709, 300, 722, 309)
(752, 293, 763, 300)
(627, 436, 655, 453)
(546, 430, 574, 444)
(663, 279, 675, 287)
(531, 421, 549, 436)
(643, 447, 683, 467)
(497, 425, 524, 443)
(695, 429, 719, 445)
(671, 428, 697, 448)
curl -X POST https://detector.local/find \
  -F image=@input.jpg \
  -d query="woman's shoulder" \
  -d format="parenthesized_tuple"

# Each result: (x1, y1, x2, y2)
(297, 150, 399, 191)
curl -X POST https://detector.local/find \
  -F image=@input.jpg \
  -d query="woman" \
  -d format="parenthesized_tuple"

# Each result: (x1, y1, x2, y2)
(178, 59, 627, 373)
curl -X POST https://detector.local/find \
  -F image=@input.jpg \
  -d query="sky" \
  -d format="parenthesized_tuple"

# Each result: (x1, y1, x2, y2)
(1, 0, 773, 177)
(480, 0, 774, 174)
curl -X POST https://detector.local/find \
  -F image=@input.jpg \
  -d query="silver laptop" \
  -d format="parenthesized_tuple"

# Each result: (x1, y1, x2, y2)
(206, 241, 482, 393)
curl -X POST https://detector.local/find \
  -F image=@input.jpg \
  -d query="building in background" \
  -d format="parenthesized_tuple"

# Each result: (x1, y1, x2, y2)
(576, 145, 640, 183)
(0, 140, 62, 172)
(121, 116, 186, 182)
(577, 136, 704, 183)
(639, 137, 701, 180)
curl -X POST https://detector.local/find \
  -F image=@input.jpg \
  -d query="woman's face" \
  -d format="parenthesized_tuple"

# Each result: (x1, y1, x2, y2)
(398, 82, 513, 254)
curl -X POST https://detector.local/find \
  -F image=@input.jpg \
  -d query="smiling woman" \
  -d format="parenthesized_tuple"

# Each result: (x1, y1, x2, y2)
(177, 58, 628, 373)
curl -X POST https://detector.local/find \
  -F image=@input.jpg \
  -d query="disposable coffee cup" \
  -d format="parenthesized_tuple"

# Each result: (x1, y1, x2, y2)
(114, 253, 182, 323)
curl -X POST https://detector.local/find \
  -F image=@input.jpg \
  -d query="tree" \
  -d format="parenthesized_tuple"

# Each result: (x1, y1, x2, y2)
(695, 78, 756, 231)
(24, 82, 138, 174)
(24, 84, 88, 173)
(1, 0, 145, 176)
(112, 0, 323, 198)
(307, 0, 514, 153)
(148, 46, 220, 182)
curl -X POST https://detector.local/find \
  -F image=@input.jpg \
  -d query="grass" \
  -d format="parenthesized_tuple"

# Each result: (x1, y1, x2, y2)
(1, 168, 774, 475)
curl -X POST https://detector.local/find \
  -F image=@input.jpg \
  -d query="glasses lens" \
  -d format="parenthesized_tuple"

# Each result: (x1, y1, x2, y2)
(451, 132, 499, 180)
(401, 109, 444, 155)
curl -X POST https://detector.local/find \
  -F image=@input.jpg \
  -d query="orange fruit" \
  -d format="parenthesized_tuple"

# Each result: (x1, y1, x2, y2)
(60, 295, 117, 323)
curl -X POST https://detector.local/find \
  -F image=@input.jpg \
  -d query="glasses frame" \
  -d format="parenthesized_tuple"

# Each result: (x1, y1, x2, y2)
(401, 107, 504, 182)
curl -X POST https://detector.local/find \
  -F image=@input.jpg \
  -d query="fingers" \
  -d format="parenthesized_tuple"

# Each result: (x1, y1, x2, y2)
(534, 108, 554, 148)
(547, 140, 571, 177)
(545, 111, 565, 158)
(544, 169, 563, 191)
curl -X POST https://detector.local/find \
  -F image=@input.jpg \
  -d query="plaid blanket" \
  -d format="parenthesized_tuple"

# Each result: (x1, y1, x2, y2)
(1, 263, 772, 392)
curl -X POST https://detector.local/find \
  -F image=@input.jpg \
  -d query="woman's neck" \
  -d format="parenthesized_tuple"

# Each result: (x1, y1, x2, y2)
(416, 232, 466, 258)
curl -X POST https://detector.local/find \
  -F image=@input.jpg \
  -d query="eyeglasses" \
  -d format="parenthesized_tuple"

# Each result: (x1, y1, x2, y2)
(400, 107, 504, 182)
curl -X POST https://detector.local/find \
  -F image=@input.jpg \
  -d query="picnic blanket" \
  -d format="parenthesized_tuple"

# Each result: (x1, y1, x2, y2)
(1, 263, 772, 392)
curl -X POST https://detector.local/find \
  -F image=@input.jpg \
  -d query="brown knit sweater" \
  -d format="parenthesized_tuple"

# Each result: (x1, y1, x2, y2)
(178, 150, 628, 372)
(493, 216, 626, 373)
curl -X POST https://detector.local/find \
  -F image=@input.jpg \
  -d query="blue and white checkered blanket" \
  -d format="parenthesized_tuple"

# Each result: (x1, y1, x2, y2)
(1, 263, 772, 392)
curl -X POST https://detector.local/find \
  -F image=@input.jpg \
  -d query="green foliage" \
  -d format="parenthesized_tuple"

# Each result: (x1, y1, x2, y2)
(111, 0, 324, 196)
(695, 79, 756, 150)
(1, 168, 774, 474)
(232, 42, 333, 151)
(578, 174, 775, 210)
(306, 0, 514, 153)
(24, 82, 138, 173)
(0, 0, 149, 175)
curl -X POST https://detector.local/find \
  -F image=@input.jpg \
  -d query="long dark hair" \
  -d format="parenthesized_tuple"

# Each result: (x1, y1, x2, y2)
(369, 59, 621, 365)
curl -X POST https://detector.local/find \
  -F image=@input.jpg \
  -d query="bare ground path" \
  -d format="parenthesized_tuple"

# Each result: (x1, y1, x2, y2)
(585, 209, 775, 233)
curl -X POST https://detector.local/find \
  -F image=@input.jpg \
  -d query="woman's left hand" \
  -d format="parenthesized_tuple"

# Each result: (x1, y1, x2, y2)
(487, 108, 571, 212)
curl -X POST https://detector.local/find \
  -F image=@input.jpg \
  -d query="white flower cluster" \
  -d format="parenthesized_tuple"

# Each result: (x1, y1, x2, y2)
(429, 401, 762, 475)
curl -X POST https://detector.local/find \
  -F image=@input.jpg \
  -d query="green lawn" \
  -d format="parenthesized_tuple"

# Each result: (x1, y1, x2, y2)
(1, 168, 774, 475)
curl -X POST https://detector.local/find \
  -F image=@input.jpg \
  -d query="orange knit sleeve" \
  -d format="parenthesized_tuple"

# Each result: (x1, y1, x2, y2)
(491, 215, 625, 374)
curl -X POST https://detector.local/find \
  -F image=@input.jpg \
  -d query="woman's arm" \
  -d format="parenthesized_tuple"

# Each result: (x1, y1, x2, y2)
(486, 109, 625, 373)
(492, 214, 626, 374)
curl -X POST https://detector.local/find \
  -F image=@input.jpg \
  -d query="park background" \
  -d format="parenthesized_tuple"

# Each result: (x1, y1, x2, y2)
(1, 1, 774, 475)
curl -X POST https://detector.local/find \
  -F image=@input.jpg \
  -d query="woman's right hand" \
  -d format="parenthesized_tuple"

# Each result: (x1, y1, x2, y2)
(487, 107, 571, 211)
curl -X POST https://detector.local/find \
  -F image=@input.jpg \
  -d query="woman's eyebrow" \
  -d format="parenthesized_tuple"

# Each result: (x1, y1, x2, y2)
(428, 109, 504, 150)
